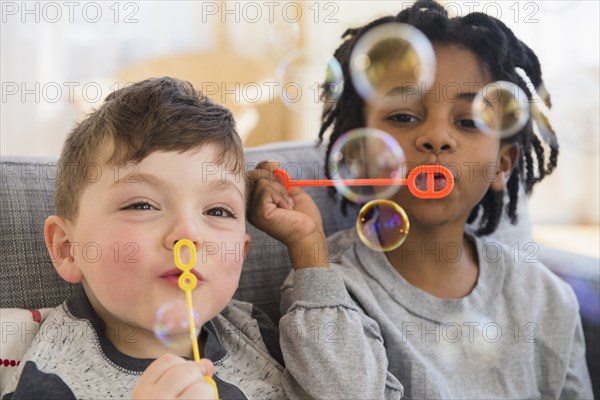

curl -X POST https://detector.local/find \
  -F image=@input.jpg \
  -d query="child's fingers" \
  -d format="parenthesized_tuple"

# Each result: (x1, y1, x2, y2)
(247, 164, 295, 214)
(179, 380, 218, 400)
(247, 162, 287, 187)
(246, 167, 273, 183)
(248, 160, 292, 188)
(197, 358, 214, 378)
(247, 161, 280, 181)
(255, 160, 280, 171)
(136, 353, 187, 387)
(134, 355, 216, 399)
(153, 361, 206, 397)
(252, 177, 294, 211)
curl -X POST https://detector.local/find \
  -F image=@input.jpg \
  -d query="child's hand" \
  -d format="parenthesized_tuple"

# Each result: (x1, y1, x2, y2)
(132, 354, 217, 399)
(248, 161, 328, 269)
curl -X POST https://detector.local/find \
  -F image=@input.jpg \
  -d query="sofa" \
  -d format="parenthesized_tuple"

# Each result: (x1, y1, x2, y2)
(1, 140, 598, 396)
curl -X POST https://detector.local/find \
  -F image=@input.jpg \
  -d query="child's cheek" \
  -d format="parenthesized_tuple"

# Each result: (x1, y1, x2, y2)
(89, 230, 151, 284)
(205, 239, 245, 284)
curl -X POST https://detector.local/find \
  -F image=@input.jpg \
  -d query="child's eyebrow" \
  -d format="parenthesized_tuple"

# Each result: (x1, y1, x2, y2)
(109, 172, 245, 202)
(109, 172, 173, 190)
(203, 178, 246, 203)
(384, 85, 417, 97)
(455, 92, 477, 102)
(454, 92, 494, 109)
(383, 87, 494, 109)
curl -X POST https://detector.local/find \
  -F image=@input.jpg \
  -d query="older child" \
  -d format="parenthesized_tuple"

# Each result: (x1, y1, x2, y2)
(2, 77, 288, 399)
(249, 0, 593, 398)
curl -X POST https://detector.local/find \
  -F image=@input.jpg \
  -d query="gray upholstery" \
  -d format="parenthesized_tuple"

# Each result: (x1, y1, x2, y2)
(1, 142, 598, 397)
(1, 158, 76, 308)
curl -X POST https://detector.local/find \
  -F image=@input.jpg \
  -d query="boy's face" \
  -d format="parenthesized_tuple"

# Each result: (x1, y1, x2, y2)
(53, 145, 249, 355)
(363, 44, 517, 230)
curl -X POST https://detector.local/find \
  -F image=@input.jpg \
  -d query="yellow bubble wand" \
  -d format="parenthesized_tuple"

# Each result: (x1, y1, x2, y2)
(174, 239, 219, 398)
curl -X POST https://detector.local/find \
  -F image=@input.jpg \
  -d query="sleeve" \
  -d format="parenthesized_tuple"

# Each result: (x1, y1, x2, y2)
(2, 361, 76, 400)
(559, 312, 594, 399)
(279, 267, 403, 400)
(250, 304, 285, 366)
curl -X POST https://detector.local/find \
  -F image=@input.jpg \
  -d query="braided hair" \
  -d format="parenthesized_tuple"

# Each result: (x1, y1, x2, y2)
(319, 0, 559, 236)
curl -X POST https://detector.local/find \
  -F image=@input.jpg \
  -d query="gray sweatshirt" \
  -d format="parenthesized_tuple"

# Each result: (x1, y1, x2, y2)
(280, 228, 593, 399)
(2, 285, 286, 399)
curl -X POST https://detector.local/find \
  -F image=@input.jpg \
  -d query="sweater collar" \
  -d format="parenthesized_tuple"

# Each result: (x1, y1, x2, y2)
(66, 285, 228, 372)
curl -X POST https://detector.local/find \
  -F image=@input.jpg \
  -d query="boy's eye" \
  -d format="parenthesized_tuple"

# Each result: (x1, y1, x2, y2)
(387, 113, 419, 123)
(124, 202, 155, 211)
(206, 207, 236, 218)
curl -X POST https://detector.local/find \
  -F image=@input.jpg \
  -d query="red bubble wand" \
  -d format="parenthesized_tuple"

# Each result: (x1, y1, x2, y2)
(274, 165, 454, 199)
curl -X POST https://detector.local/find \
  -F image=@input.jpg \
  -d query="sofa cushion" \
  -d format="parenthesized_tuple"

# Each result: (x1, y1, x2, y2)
(0, 158, 76, 309)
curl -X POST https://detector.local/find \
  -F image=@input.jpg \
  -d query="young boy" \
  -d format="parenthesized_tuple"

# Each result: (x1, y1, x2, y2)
(2, 77, 287, 399)
(249, 1, 593, 398)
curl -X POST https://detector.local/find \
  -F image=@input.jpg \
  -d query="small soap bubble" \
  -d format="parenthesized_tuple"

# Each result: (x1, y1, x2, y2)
(324, 59, 345, 103)
(473, 81, 530, 138)
(153, 299, 200, 349)
(266, 19, 301, 58)
(277, 48, 344, 113)
(349, 22, 436, 106)
(356, 199, 410, 252)
(328, 128, 405, 204)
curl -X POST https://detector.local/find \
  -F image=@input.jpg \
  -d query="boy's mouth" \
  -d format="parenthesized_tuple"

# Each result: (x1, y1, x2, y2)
(161, 268, 203, 286)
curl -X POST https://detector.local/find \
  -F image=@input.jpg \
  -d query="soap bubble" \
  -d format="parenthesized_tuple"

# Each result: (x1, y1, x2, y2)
(349, 22, 436, 106)
(328, 128, 406, 203)
(473, 80, 530, 138)
(266, 19, 300, 58)
(153, 299, 200, 349)
(356, 199, 410, 251)
(277, 48, 344, 112)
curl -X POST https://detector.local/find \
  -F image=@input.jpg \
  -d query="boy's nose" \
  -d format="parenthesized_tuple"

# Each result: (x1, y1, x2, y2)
(172, 238, 198, 247)
(164, 218, 202, 251)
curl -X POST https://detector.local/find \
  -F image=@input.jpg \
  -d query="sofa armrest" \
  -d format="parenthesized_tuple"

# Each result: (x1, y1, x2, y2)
(538, 246, 599, 400)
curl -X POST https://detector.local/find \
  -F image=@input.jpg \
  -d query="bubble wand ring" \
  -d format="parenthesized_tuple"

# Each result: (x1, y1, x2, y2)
(273, 164, 454, 199)
(174, 239, 219, 398)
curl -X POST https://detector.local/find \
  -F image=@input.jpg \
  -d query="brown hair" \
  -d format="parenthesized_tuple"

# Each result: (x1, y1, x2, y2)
(55, 77, 243, 220)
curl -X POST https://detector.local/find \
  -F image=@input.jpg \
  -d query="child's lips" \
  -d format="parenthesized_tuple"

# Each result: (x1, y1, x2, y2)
(161, 268, 204, 286)
(414, 170, 455, 192)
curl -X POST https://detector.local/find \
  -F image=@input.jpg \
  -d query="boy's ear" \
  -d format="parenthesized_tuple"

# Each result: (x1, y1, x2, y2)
(44, 215, 83, 283)
(490, 143, 520, 192)
(242, 234, 251, 259)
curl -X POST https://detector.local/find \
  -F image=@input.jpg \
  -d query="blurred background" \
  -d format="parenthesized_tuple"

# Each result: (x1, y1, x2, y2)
(1, 1, 598, 257)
